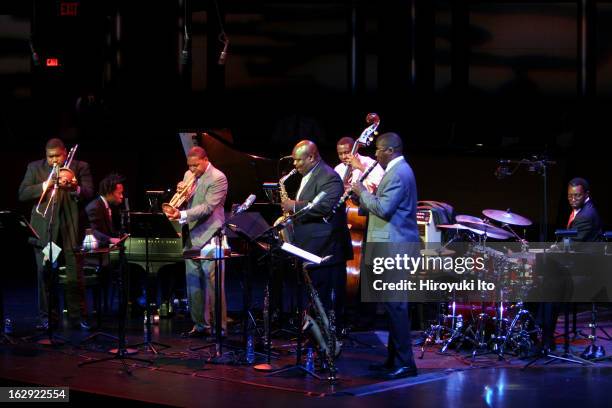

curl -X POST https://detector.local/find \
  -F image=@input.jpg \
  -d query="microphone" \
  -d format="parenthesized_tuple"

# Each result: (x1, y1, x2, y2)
(277, 191, 328, 231)
(234, 194, 256, 215)
(218, 38, 229, 65)
(280, 155, 293, 160)
(310, 191, 327, 208)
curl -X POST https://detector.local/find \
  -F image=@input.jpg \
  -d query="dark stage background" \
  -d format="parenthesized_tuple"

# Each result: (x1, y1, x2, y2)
(1, 1, 611, 241)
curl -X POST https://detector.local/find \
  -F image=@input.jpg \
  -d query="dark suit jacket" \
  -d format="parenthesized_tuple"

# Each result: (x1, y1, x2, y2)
(18, 159, 94, 249)
(569, 200, 602, 242)
(85, 197, 117, 247)
(292, 161, 353, 263)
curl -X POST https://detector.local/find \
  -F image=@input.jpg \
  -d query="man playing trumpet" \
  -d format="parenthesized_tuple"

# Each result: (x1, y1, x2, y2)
(164, 146, 228, 338)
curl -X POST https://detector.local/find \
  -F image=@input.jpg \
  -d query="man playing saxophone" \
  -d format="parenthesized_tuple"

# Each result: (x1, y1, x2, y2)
(280, 140, 353, 334)
(164, 146, 228, 338)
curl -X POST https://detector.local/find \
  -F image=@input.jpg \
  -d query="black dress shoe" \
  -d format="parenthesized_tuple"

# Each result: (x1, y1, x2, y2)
(385, 366, 418, 380)
(69, 320, 91, 331)
(368, 361, 395, 372)
(181, 327, 208, 338)
(36, 319, 49, 331)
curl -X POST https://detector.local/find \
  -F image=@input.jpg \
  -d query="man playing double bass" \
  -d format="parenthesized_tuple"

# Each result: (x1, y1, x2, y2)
(334, 136, 384, 330)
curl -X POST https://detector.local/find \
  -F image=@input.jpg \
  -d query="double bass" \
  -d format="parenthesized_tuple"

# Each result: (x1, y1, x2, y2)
(342, 113, 380, 301)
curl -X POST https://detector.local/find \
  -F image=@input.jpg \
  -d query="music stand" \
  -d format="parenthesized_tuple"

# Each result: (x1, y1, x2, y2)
(0, 211, 40, 344)
(78, 245, 123, 346)
(266, 242, 330, 381)
(79, 234, 153, 373)
(125, 212, 173, 354)
(187, 210, 269, 364)
(226, 212, 281, 364)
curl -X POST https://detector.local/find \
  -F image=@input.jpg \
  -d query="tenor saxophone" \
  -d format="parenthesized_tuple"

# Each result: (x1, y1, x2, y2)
(273, 169, 297, 242)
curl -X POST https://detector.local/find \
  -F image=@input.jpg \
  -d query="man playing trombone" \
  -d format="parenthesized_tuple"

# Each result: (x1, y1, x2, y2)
(18, 138, 94, 331)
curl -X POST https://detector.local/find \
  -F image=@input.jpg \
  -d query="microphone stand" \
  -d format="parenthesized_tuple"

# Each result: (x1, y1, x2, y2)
(37, 167, 68, 346)
(495, 157, 555, 241)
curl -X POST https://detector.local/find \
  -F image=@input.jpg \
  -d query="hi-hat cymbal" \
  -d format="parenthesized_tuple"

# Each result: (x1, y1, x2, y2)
(456, 214, 484, 224)
(482, 209, 532, 226)
(459, 221, 513, 240)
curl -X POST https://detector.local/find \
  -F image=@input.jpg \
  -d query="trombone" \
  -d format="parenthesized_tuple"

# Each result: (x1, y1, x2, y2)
(36, 144, 79, 217)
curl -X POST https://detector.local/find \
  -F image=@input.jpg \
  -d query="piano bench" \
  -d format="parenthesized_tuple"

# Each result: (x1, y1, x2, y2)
(58, 265, 104, 322)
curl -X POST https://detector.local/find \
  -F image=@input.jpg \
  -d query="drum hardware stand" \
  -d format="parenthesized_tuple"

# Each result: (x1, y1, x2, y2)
(419, 302, 450, 358)
(580, 302, 611, 361)
(523, 303, 594, 369)
(497, 301, 540, 359)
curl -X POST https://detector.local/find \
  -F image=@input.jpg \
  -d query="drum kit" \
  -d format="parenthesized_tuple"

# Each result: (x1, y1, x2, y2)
(419, 208, 542, 361)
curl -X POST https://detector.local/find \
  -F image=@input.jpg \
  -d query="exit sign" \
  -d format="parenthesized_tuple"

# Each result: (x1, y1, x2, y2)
(46, 58, 60, 67)
(59, 2, 79, 17)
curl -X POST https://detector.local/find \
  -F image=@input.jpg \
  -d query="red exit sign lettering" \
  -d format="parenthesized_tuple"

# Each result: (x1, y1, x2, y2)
(60, 2, 79, 17)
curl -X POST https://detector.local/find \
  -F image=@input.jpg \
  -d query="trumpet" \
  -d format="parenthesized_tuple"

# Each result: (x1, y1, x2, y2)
(162, 171, 197, 217)
(36, 144, 78, 217)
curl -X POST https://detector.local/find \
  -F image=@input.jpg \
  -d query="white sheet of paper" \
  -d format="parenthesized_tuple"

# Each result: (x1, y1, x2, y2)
(42, 241, 62, 263)
(281, 242, 322, 265)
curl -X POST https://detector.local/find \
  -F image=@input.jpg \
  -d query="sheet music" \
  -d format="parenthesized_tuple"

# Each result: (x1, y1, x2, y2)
(281, 242, 323, 265)
(42, 241, 61, 263)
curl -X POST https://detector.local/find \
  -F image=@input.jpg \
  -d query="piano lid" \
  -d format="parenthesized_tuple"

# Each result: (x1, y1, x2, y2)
(178, 131, 287, 213)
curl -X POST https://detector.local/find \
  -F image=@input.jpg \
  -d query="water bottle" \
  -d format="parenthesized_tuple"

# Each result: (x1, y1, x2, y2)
(82, 228, 99, 251)
(305, 347, 315, 372)
(4, 318, 13, 335)
(143, 311, 151, 343)
(246, 335, 255, 364)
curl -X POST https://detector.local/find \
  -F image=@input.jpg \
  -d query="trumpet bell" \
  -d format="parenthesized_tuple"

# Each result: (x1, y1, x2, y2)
(161, 203, 177, 217)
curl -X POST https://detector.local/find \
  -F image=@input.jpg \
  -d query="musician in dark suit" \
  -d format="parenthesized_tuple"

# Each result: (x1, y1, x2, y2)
(539, 177, 603, 351)
(85, 174, 125, 247)
(18, 138, 94, 330)
(165, 146, 228, 337)
(566, 177, 602, 243)
(281, 140, 353, 324)
(351, 132, 419, 379)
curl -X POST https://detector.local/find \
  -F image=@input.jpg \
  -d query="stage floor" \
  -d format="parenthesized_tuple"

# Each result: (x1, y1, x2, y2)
(2, 310, 612, 407)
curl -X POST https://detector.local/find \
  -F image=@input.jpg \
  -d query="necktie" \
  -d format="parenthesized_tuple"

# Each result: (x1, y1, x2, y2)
(567, 211, 576, 228)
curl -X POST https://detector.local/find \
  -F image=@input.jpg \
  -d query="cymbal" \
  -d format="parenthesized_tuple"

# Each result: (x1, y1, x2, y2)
(437, 223, 470, 230)
(459, 221, 513, 240)
(482, 209, 532, 226)
(456, 214, 484, 224)
(420, 248, 456, 256)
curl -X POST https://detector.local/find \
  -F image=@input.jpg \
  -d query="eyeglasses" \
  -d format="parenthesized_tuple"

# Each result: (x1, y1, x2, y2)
(375, 145, 399, 152)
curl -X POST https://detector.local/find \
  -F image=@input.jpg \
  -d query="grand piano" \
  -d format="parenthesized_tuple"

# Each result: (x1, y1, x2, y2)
(113, 131, 285, 275)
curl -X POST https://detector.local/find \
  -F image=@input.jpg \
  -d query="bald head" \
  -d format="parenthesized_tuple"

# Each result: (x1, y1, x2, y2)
(292, 140, 321, 175)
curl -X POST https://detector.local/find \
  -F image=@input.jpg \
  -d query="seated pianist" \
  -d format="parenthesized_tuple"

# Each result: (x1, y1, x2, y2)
(85, 173, 126, 248)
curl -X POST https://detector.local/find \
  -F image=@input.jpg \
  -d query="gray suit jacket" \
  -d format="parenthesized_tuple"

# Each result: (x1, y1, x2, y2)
(182, 163, 228, 249)
(359, 157, 419, 243)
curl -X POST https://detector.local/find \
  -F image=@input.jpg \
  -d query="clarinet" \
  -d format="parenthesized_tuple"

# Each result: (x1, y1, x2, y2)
(324, 161, 378, 223)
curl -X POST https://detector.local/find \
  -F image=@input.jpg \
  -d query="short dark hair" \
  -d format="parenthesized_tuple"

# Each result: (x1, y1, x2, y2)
(187, 146, 208, 159)
(568, 177, 590, 192)
(99, 173, 125, 196)
(45, 138, 65, 150)
(377, 132, 403, 152)
(337, 137, 355, 148)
